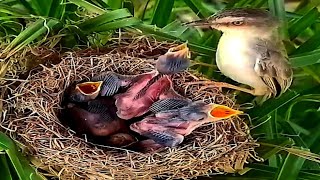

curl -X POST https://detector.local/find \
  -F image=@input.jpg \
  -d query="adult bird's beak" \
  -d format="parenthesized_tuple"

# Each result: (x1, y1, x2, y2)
(183, 18, 217, 28)
(207, 104, 243, 120)
(75, 81, 103, 99)
(166, 43, 191, 59)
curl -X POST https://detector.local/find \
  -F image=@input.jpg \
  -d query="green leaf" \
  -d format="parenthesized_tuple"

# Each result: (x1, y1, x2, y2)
(183, 0, 212, 19)
(0, 155, 13, 180)
(69, 0, 105, 14)
(48, 0, 66, 19)
(107, 0, 123, 9)
(290, 49, 320, 68)
(247, 163, 320, 180)
(293, 33, 320, 54)
(151, 0, 174, 28)
(2, 19, 61, 58)
(30, 0, 52, 16)
(0, 4, 28, 16)
(274, 153, 306, 180)
(288, 7, 319, 40)
(88, 17, 140, 32)
(268, 0, 289, 39)
(248, 91, 299, 121)
(256, 138, 294, 160)
(78, 9, 133, 31)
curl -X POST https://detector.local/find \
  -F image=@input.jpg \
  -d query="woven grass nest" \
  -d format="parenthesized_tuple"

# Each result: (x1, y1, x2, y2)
(1, 35, 261, 179)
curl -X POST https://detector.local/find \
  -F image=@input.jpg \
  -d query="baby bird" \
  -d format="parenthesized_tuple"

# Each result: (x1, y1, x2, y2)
(66, 81, 103, 102)
(114, 72, 170, 120)
(130, 101, 243, 147)
(134, 43, 191, 100)
(185, 8, 293, 100)
(61, 96, 129, 137)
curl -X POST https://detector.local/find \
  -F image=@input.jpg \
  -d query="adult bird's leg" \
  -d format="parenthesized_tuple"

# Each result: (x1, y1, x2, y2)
(187, 81, 257, 95)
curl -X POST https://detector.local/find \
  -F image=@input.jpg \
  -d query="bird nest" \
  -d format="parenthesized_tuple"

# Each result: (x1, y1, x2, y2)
(1, 35, 260, 179)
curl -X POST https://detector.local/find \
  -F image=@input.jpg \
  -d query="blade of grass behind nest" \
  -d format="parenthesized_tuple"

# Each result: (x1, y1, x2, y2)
(0, 4, 28, 16)
(0, 155, 12, 180)
(268, 0, 289, 39)
(183, 0, 212, 19)
(48, 0, 66, 19)
(255, 137, 294, 160)
(29, 0, 52, 16)
(88, 17, 140, 32)
(107, 0, 122, 9)
(246, 163, 320, 180)
(151, 0, 174, 28)
(0, 132, 45, 180)
(69, 0, 105, 14)
(70, 0, 216, 56)
(2, 19, 60, 58)
(293, 32, 320, 54)
(290, 48, 320, 68)
(274, 153, 306, 180)
(248, 91, 299, 122)
(288, 7, 319, 40)
(16, 0, 35, 14)
(78, 8, 133, 31)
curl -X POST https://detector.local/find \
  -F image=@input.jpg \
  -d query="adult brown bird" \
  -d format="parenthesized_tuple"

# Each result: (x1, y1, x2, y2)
(185, 8, 293, 101)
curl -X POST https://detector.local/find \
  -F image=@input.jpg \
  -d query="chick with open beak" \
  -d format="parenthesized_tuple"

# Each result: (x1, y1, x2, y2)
(130, 101, 243, 147)
(185, 8, 293, 100)
(67, 81, 103, 102)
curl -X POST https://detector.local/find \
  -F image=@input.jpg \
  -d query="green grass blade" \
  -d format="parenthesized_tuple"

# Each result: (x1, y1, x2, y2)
(107, 0, 123, 9)
(274, 153, 306, 180)
(151, 0, 174, 28)
(88, 17, 140, 32)
(278, 120, 308, 147)
(0, 155, 13, 180)
(248, 91, 299, 121)
(69, 0, 105, 14)
(30, 0, 52, 16)
(16, 0, 35, 14)
(293, 33, 320, 54)
(256, 138, 294, 160)
(183, 0, 212, 19)
(48, 0, 66, 19)
(247, 163, 320, 180)
(78, 9, 133, 30)
(290, 49, 320, 68)
(0, 4, 28, 15)
(2, 19, 61, 58)
(288, 7, 319, 40)
(268, 0, 289, 39)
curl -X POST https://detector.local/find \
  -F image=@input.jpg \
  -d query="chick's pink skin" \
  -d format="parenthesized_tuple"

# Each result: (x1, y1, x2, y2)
(114, 73, 172, 120)
(130, 116, 211, 138)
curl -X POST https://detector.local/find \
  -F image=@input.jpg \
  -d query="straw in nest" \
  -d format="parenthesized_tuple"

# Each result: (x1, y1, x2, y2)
(1, 36, 261, 179)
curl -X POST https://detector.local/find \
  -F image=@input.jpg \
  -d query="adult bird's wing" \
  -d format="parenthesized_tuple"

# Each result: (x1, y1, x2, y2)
(253, 38, 293, 97)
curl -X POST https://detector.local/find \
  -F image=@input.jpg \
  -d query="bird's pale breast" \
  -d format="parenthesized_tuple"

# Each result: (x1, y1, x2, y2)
(216, 33, 267, 88)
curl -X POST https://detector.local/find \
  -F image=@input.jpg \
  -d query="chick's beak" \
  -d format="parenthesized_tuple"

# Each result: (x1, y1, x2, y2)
(208, 104, 243, 120)
(75, 81, 103, 97)
(167, 43, 191, 59)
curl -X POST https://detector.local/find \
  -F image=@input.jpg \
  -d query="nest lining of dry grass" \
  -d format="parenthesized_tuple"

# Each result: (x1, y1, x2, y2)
(1, 35, 261, 179)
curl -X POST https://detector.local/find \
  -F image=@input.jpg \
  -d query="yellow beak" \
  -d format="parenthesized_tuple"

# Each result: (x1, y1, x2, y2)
(166, 43, 191, 59)
(208, 104, 243, 120)
(75, 81, 103, 96)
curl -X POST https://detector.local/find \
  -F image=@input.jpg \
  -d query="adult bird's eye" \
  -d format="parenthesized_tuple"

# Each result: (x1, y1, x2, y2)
(232, 21, 244, 26)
